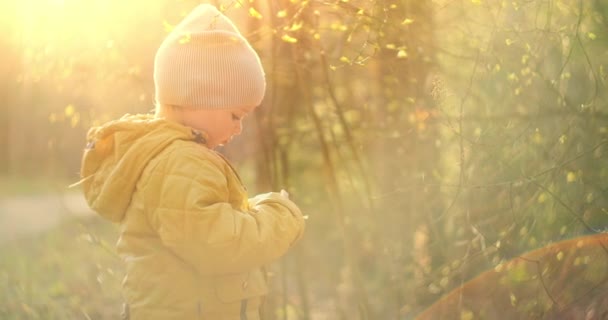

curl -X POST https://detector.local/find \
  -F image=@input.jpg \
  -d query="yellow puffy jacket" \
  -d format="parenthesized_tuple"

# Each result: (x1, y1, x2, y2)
(79, 114, 305, 320)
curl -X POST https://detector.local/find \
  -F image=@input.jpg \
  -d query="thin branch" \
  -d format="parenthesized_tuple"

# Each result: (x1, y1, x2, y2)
(528, 179, 598, 233)
(574, 0, 600, 104)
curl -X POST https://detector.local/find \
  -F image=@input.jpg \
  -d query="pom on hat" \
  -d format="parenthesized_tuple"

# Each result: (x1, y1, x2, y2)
(154, 4, 266, 109)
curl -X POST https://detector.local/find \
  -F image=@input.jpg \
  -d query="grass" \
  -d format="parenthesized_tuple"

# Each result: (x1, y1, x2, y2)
(0, 216, 123, 320)
(0, 175, 75, 197)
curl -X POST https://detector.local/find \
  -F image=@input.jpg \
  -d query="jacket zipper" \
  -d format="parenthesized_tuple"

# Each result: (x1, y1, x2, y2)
(214, 151, 247, 191)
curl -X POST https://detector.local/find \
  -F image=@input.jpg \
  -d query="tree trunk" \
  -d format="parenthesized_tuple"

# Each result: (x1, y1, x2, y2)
(0, 1, 20, 176)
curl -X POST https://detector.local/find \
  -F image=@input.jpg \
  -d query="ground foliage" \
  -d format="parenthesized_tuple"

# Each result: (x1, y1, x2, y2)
(1, 0, 607, 319)
(0, 218, 122, 319)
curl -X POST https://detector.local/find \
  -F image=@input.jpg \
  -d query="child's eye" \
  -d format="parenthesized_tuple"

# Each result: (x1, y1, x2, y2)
(231, 114, 241, 121)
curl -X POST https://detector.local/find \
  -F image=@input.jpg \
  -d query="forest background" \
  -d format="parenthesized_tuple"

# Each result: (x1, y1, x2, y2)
(1, 0, 607, 319)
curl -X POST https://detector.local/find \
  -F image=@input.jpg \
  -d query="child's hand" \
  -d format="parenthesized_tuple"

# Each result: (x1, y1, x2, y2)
(279, 189, 307, 220)
(280, 189, 289, 199)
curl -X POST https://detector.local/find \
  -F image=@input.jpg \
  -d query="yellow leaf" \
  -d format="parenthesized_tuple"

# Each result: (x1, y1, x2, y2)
(330, 22, 348, 31)
(179, 34, 191, 44)
(505, 38, 515, 46)
(277, 10, 287, 18)
(397, 49, 408, 58)
(339, 56, 351, 64)
(471, 0, 481, 4)
(281, 34, 298, 43)
(162, 20, 174, 33)
(65, 104, 75, 117)
(588, 32, 597, 40)
(70, 113, 80, 128)
(460, 309, 474, 320)
(402, 18, 414, 25)
(286, 21, 303, 31)
(566, 171, 577, 183)
(249, 7, 263, 19)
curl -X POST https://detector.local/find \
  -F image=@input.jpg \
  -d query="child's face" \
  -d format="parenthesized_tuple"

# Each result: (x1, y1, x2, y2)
(182, 105, 256, 148)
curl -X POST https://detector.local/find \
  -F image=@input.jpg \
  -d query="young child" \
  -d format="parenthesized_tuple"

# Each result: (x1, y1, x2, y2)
(77, 4, 305, 319)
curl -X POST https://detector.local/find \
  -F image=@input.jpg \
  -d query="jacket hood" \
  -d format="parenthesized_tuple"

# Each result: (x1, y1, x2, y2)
(77, 114, 207, 222)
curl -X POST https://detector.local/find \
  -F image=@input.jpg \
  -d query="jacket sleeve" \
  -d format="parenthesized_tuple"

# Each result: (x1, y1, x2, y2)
(147, 151, 305, 275)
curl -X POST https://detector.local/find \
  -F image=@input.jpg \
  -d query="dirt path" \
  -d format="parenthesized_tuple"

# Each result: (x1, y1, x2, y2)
(0, 192, 94, 243)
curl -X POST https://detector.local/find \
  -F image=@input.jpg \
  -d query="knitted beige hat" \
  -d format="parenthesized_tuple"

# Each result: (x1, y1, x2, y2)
(154, 4, 265, 109)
